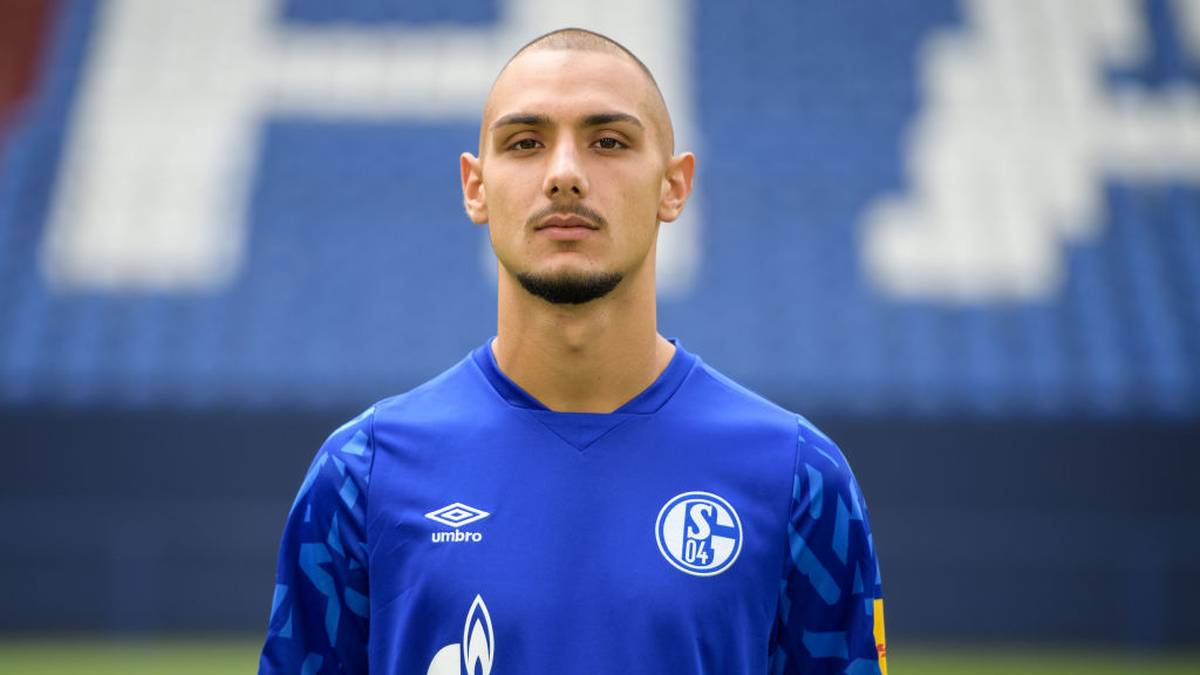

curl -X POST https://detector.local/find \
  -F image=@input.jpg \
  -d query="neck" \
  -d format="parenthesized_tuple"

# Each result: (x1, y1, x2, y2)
(492, 256, 675, 413)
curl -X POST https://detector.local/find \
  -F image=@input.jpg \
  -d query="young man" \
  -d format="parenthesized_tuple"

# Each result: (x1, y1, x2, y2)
(260, 28, 886, 675)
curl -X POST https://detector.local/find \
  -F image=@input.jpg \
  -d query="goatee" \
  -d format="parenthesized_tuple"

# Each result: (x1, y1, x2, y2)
(515, 270, 624, 305)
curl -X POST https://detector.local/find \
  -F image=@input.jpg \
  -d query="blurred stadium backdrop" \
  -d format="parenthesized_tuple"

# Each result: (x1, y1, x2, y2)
(2, 0, 1199, 672)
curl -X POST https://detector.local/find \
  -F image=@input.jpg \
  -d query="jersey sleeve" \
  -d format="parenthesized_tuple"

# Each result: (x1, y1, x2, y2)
(768, 416, 887, 675)
(259, 406, 376, 675)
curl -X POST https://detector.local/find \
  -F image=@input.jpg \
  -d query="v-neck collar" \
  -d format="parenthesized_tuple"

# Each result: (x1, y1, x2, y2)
(470, 336, 697, 450)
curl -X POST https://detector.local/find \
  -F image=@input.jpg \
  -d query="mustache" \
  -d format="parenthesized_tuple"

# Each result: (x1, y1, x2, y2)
(526, 203, 607, 229)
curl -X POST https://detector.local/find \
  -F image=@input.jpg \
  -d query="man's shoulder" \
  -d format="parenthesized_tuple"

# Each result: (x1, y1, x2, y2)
(682, 357, 797, 424)
(680, 355, 843, 461)
(369, 350, 493, 425)
(323, 349, 490, 440)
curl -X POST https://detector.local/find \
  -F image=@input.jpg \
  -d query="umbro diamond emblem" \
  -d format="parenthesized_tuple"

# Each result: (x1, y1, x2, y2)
(425, 502, 490, 543)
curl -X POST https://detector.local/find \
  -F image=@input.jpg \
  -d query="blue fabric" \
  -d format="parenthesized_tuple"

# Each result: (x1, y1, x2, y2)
(260, 338, 883, 674)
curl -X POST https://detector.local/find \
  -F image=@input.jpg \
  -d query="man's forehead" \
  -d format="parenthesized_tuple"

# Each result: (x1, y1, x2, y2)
(487, 50, 649, 117)
(480, 49, 672, 152)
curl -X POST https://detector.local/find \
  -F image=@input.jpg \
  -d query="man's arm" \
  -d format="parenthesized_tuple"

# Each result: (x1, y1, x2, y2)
(768, 417, 887, 675)
(259, 407, 375, 675)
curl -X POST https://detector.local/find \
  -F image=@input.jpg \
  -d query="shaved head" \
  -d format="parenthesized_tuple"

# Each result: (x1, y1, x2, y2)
(506, 28, 663, 97)
(480, 28, 675, 158)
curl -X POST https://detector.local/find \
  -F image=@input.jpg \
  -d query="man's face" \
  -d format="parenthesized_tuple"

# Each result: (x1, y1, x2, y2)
(462, 49, 689, 304)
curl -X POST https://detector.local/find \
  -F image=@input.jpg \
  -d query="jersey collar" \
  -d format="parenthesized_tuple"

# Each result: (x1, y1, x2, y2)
(471, 335, 697, 416)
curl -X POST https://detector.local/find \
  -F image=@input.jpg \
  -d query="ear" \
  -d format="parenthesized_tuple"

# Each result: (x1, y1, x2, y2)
(460, 152, 488, 224)
(657, 152, 695, 223)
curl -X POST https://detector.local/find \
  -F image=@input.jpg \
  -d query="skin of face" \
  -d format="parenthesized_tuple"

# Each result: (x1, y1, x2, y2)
(460, 48, 695, 298)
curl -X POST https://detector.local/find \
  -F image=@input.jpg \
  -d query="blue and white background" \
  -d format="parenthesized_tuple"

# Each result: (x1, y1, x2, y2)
(2, 0, 1198, 650)
(5, 0, 1198, 415)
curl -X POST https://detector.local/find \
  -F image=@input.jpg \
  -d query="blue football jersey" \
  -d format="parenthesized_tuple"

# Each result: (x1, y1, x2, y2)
(259, 338, 886, 675)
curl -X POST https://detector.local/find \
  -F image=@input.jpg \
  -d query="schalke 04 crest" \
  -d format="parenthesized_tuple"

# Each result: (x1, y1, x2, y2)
(655, 491, 743, 576)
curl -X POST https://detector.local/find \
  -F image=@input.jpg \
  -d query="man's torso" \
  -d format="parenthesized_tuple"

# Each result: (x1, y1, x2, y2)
(364, 340, 797, 673)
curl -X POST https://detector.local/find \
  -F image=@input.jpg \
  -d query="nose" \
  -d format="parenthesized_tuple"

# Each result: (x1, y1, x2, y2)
(543, 140, 588, 200)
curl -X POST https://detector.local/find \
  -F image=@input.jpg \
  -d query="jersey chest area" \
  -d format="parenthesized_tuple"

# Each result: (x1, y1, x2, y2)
(365, 413, 790, 672)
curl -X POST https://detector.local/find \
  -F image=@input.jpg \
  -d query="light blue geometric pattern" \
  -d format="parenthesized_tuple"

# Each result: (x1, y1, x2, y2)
(300, 653, 323, 675)
(787, 522, 841, 605)
(833, 494, 865, 565)
(811, 442, 839, 468)
(833, 497, 850, 564)
(848, 481, 864, 520)
(344, 587, 368, 618)
(804, 464, 824, 520)
(338, 477, 359, 510)
(326, 513, 344, 557)
(340, 429, 369, 457)
(298, 542, 340, 645)
(845, 658, 882, 675)
(269, 584, 287, 624)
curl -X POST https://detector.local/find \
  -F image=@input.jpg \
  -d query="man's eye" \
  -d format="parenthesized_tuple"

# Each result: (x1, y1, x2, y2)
(509, 138, 540, 151)
(594, 137, 626, 150)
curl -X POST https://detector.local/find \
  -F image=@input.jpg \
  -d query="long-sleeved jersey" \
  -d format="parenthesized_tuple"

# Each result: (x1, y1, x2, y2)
(259, 338, 886, 674)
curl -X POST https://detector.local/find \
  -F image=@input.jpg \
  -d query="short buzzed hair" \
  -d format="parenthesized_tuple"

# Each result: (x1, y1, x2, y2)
(507, 28, 664, 96)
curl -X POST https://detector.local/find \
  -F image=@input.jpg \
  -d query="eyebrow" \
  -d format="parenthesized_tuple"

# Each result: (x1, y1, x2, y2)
(491, 113, 551, 130)
(582, 112, 644, 129)
(489, 111, 645, 131)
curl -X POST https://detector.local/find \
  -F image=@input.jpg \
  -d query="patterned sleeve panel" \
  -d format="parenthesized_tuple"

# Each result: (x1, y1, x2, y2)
(259, 406, 376, 675)
(768, 416, 887, 675)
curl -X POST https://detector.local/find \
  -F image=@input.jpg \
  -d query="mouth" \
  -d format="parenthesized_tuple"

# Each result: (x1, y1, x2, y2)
(535, 215, 599, 231)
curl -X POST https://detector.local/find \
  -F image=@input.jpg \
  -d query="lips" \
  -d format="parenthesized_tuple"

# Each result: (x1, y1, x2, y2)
(536, 215, 598, 230)
(535, 214, 598, 241)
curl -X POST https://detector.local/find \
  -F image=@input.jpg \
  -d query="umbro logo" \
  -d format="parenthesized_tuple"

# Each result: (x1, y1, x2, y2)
(426, 502, 490, 528)
(425, 502, 490, 543)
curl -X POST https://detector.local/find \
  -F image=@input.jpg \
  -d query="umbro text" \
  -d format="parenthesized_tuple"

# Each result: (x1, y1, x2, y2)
(431, 530, 483, 543)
